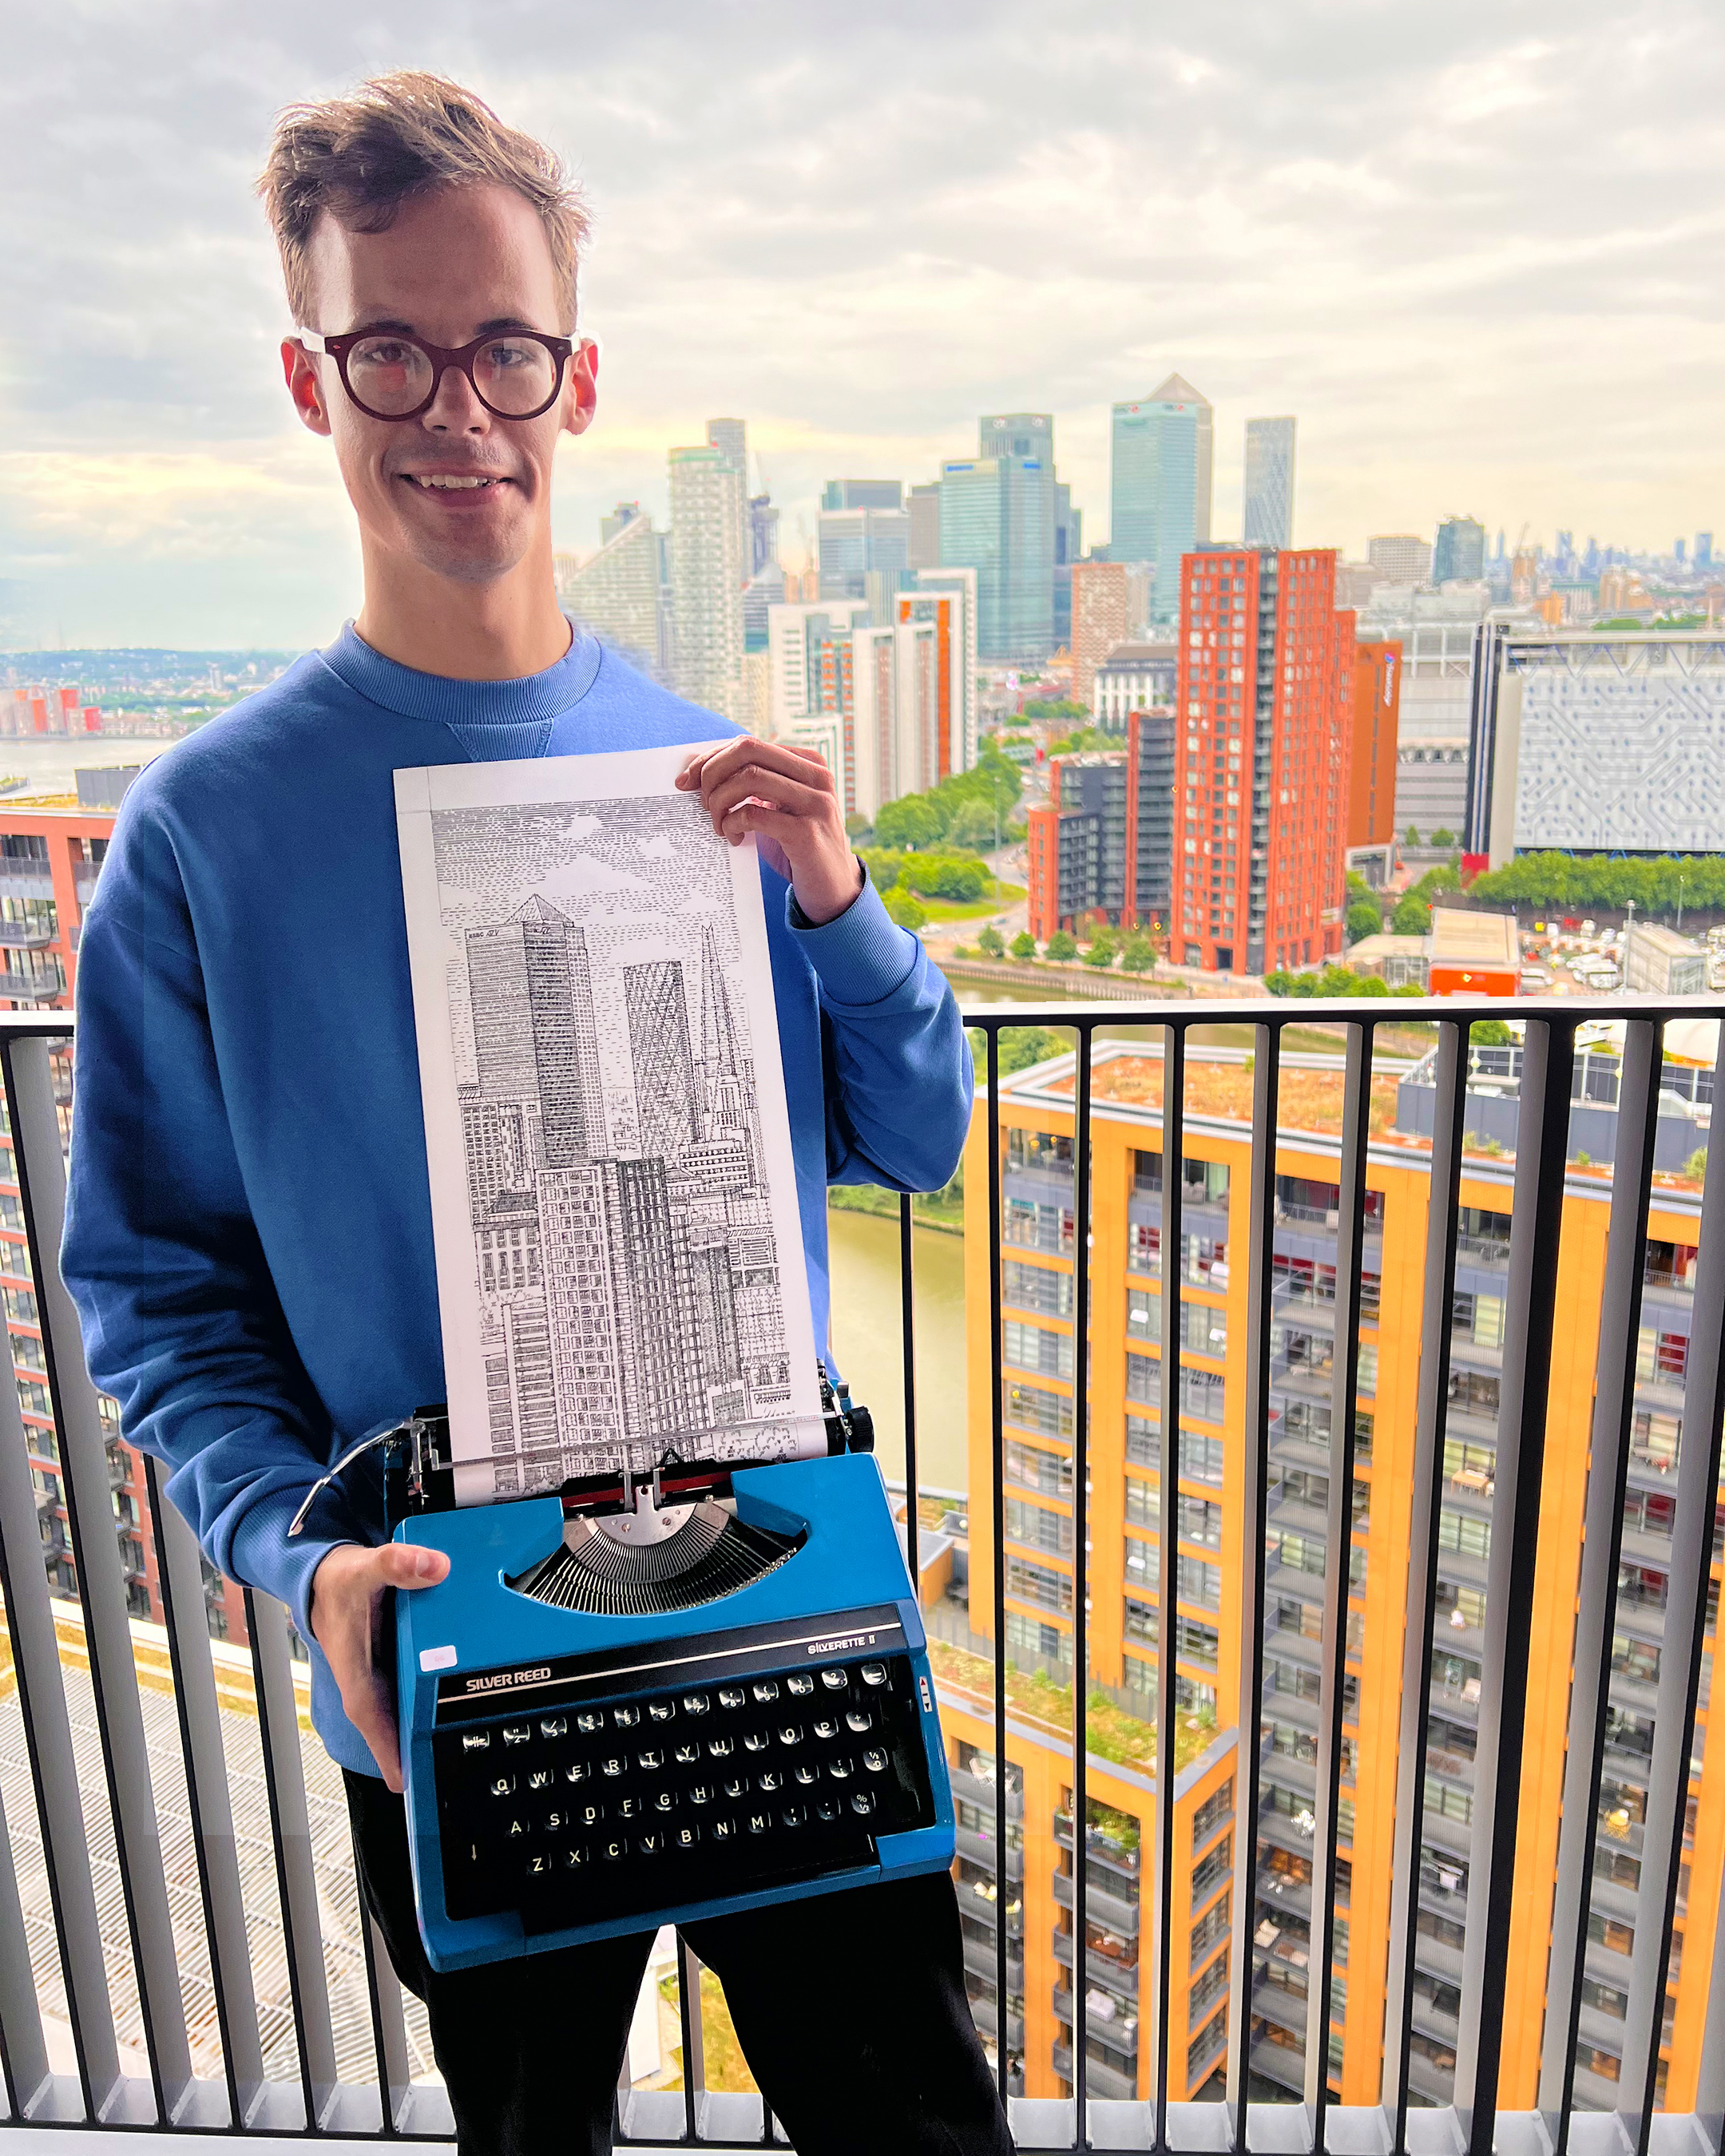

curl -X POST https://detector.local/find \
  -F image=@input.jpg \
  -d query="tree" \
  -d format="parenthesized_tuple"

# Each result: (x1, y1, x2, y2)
(1119, 930, 1156, 973)
(1391, 893, 1432, 935)
(1404, 824, 1422, 846)
(1470, 1017, 1512, 1047)
(1346, 902, 1382, 945)
(1430, 827, 1457, 847)
(947, 798, 1001, 852)
(997, 1026, 1065, 1074)
(1047, 929, 1079, 961)
(873, 794, 943, 851)
(1021, 696, 1089, 722)
(1009, 930, 1037, 961)
(976, 925, 1005, 957)
(1084, 929, 1118, 969)
(884, 887, 928, 930)
(1345, 870, 1378, 907)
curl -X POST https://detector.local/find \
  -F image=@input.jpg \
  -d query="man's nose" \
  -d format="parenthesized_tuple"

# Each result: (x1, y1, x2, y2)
(421, 363, 491, 433)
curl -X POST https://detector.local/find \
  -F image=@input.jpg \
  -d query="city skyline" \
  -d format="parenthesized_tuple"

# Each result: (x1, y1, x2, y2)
(8, 4, 1725, 649)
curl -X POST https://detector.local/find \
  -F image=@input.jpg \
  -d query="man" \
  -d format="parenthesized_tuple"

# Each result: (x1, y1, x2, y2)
(61, 72, 1009, 2156)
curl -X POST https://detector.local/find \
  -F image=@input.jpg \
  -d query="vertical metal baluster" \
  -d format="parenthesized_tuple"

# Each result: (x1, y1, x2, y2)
(244, 1587, 339, 2126)
(357, 1903, 407, 2135)
(678, 1939, 704, 2144)
(0, 1306, 104, 2120)
(143, 1455, 266, 2126)
(1307, 1020, 1372, 2139)
(1226, 1021, 1281, 2133)
(1539, 1019, 1661, 2141)
(901, 1191, 920, 1600)
(1619, 1017, 1725, 2147)
(1382, 1017, 1467, 2143)
(1070, 1022, 1094, 2153)
(986, 1024, 1011, 2113)
(5, 1035, 193, 2124)
(1453, 1017, 1576, 2156)
(1152, 1018, 1184, 2143)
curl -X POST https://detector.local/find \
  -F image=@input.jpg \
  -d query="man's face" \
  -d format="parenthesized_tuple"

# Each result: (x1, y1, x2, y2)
(283, 183, 597, 586)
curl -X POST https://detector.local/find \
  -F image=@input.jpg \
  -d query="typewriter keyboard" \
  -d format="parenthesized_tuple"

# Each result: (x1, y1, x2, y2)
(433, 1650, 937, 1930)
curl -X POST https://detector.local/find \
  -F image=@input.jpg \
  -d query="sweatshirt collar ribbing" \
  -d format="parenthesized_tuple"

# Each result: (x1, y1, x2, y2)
(319, 620, 602, 727)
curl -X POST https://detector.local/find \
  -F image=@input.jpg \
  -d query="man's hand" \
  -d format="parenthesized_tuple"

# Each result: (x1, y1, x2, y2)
(310, 1541, 450, 1792)
(675, 738, 864, 926)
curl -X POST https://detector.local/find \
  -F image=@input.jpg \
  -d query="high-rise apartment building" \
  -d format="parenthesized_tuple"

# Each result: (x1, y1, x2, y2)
(668, 444, 747, 724)
(907, 482, 942, 571)
(704, 419, 751, 589)
(1346, 639, 1402, 850)
(559, 512, 667, 680)
(955, 1036, 1719, 2108)
(1433, 515, 1486, 585)
(897, 576, 977, 783)
(1072, 562, 1132, 710)
(940, 417, 1058, 664)
(1112, 377, 1214, 626)
(1054, 483, 1084, 650)
(1024, 711, 1176, 940)
(818, 497, 910, 600)
(1243, 418, 1296, 550)
(1169, 548, 1353, 977)
(1366, 533, 1434, 586)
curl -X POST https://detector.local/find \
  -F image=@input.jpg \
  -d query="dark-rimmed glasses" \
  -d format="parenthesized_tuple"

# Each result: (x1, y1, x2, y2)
(299, 328, 579, 421)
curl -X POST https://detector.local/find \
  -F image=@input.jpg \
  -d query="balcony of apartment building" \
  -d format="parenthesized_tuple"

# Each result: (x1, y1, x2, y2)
(0, 994, 1723, 2152)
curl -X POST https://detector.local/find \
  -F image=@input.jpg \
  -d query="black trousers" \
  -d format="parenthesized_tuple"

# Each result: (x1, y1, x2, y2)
(347, 1771, 1014, 2156)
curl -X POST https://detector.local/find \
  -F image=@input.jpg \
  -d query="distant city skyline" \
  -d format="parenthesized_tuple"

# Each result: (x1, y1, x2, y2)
(8, 4, 1725, 649)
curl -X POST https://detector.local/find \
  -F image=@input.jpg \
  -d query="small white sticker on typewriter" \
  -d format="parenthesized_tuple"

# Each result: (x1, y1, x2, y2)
(419, 1645, 458, 1672)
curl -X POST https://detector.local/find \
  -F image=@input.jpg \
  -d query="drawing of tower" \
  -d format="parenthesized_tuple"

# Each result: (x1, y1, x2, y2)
(538, 1165, 625, 1452)
(466, 898, 605, 1166)
(625, 960, 699, 1161)
(698, 919, 740, 1083)
(595, 1158, 699, 1447)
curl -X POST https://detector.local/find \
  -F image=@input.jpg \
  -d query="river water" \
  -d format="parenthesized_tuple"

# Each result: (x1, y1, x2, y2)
(0, 737, 176, 795)
(826, 1208, 969, 1498)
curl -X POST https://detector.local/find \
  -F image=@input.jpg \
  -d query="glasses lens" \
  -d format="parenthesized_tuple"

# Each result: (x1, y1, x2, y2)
(346, 334, 434, 415)
(473, 336, 560, 415)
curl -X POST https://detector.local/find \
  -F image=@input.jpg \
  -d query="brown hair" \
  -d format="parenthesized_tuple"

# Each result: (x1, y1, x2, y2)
(257, 71, 589, 327)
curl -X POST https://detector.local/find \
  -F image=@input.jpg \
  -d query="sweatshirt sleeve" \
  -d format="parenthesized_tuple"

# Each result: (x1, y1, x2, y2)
(59, 822, 368, 1643)
(785, 867, 974, 1193)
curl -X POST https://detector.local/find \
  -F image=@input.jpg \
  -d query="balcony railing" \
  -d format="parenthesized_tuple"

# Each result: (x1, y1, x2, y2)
(0, 997, 1722, 2151)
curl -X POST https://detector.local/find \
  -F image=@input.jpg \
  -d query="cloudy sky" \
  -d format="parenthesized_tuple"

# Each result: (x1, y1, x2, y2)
(5, 0, 1724, 652)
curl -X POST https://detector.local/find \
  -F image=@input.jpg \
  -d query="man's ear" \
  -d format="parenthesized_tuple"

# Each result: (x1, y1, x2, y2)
(283, 339, 333, 438)
(562, 338, 599, 441)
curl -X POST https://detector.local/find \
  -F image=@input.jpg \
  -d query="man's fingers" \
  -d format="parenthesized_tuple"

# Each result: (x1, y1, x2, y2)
(678, 738, 830, 795)
(348, 1670, 405, 1791)
(375, 1540, 450, 1589)
(700, 767, 834, 833)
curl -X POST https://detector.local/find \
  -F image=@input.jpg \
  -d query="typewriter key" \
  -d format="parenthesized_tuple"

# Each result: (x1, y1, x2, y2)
(601, 1756, 625, 1777)
(600, 1838, 627, 1863)
(688, 1784, 712, 1805)
(781, 1803, 807, 1829)
(637, 1833, 664, 1856)
(860, 1663, 889, 1687)
(543, 1808, 567, 1833)
(617, 1796, 644, 1821)
(846, 1710, 874, 1734)
(565, 1762, 589, 1784)
(648, 1700, 676, 1722)
(505, 1817, 530, 1837)
(708, 1736, 735, 1758)
(814, 1716, 839, 1740)
(682, 1693, 710, 1715)
(577, 1711, 605, 1734)
(528, 1768, 553, 1790)
(723, 1775, 747, 1798)
(745, 1810, 771, 1835)
(816, 1797, 842, 1823)
(787, 1673, 815, 1696)
(718, 1686, 746, 1709)
(637, 1749, 664, 1770)
(863, 1748, 888, 1774)
(563, 1845, 589, 1869)
(652, 1790, 676, 1813)
(673, 1825, 700, 1851)
(675, 1742, 701, 1765)
(462, 1730, 491, 1750)
(820, 1668, 848, 1690)
(751, 1679, 779, 1703)
(503, 1724, 531, 1746)
(743, 1732, 770, 1754)
(578, 1801, 605, 1828)
(525, 1853, 552, 1877)
(851, 1792, 875, 1817)
(541, 1715, 568, 1738)
(488, 1774, 515, 1797)
(757, 1770, 783, 1793)
(778, 1725, 804, 1746)
(795, 1765, 818, 1786)
(828, 1758, 853, 1780)
(613, 1706, 640, 1729)
(711, 1817, 736, 1841)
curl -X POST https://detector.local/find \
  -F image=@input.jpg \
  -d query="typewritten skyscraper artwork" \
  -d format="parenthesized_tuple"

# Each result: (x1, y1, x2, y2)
(395, 744, 822, 1506)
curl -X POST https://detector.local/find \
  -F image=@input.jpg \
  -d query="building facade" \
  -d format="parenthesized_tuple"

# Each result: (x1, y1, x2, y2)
(558, 513, 667, 681)
(955, 1037, 1719, 2109)
(1243, 418, 1296, 551)
(1072, 564, 1132, 710)
(1366, 535, 1434, 586)
(1023, 710, 1176, 939)
(1111, 376, 1214, 627)
(1170, 548, 1353, 977)
(941, 417, 1059, 664)
(1092, 641, 1176, 732)
(1347, 639, 1402, 849)
(1434, 516, 1486, 586)
(668, 445, 748, 724)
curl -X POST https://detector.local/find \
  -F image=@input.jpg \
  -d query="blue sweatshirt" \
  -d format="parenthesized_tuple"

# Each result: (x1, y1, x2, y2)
(60, 624, 970, 1776)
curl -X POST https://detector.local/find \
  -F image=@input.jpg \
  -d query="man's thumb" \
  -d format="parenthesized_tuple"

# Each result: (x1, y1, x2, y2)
(379, 1541, 450, 1589)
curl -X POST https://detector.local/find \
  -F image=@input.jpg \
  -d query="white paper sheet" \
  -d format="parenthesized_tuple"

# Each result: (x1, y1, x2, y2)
(395, 746, 824, 1506)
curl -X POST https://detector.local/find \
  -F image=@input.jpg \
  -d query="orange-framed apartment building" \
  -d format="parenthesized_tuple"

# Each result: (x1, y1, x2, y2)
(949, 1038, 1715, 2110)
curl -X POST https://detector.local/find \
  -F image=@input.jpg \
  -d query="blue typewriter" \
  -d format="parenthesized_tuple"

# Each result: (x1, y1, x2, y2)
(325, 1387, 954, 1972)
